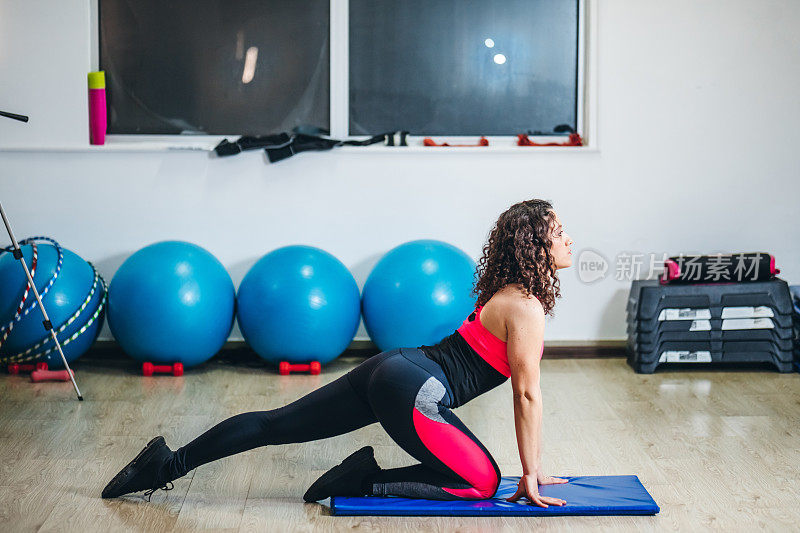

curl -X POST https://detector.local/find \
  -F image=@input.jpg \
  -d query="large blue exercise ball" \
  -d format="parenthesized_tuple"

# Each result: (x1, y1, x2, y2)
(108, 241, 235, 367)
(237, 245, 360, 365)
(0, 239, 106, 369)
(362, 239, 477, 352)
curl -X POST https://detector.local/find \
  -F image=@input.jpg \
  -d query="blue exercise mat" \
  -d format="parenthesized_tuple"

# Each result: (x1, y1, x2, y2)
(331, 475, 660, 516)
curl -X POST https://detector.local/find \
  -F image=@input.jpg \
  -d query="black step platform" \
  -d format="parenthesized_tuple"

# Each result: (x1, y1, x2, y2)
(627, 279, 798, 373)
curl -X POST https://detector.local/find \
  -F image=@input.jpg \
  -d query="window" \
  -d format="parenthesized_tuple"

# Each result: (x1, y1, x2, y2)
(100, 0, 330, 135)
(97, 0, 588, 144)
(349, 0, 580, 136)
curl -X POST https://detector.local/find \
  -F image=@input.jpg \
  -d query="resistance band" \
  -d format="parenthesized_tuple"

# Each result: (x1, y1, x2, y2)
(215, 130, 410, 162)
(517, 133, 583, 146)
(423, 137, 489, 147)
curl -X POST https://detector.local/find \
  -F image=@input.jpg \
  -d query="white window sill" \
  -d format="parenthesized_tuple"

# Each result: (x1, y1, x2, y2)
(0, 135, 598, 153)
(339, 145, 597, 154)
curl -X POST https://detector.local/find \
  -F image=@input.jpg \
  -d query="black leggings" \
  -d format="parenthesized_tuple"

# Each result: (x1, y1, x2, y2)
(163, 348, 501, 500)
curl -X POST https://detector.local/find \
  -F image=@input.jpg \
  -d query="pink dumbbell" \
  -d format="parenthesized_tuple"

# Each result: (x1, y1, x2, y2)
(31, 369, 74, 382)
(8, 362, 48, 375)
(278, 361, 321, 375)
(142, 362, 184, 377)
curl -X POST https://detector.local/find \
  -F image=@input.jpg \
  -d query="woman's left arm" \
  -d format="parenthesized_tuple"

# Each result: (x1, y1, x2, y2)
(504, 299, 568, 505)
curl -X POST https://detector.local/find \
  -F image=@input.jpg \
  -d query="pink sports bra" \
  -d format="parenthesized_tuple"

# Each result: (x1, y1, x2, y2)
(456, 305, 543, 378)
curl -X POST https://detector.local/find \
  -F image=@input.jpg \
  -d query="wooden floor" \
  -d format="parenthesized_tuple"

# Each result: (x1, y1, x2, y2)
(1, 351, 799, 532)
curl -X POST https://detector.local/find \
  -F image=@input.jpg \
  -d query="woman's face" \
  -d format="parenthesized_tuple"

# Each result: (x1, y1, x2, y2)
(549, 211, 573, 270)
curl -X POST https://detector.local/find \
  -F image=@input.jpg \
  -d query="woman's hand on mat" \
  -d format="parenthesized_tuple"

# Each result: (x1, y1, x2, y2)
(506, 474, 566, 507)
(537, 471, 569, 486)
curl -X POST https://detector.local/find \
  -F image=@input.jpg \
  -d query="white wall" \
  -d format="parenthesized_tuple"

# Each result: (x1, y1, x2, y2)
(1, 0, 799, 343)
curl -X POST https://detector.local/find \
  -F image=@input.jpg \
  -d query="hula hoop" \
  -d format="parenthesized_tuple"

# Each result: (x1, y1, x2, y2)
(0, 236, 64, 332)
(0, 242, 38, 347)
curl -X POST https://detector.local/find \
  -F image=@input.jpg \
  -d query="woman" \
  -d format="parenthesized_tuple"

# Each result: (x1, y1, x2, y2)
(102, 199, 573, 508)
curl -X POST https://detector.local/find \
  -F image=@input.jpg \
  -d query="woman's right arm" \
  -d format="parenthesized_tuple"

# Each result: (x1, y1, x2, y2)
(505, 299, 567, 507)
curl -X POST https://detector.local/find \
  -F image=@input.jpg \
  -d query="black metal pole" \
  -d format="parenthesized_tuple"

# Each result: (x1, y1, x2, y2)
(0, 110, 29, 123)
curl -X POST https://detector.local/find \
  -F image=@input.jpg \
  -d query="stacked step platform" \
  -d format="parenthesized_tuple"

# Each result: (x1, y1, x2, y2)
(793, 286, 800, 372)
(627, 253, 799, 373)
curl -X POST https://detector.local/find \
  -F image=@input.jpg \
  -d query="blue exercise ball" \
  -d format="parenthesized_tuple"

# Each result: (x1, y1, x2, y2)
(362, 239, 477, 352)
(237, 245, 360, 365)
(0, 240, 106, 368)
(108, 241, 235, 367)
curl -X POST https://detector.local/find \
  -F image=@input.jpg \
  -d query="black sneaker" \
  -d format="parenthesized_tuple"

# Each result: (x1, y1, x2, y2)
(303, 446, 380, 502)
(101, 436, 174, 500)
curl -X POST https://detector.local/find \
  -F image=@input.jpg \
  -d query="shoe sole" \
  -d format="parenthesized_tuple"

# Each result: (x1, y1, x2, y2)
(303, 447, 374, 502)
(102, 436, 166, 498)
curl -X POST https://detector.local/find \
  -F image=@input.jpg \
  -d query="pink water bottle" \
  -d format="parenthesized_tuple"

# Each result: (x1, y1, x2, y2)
(88, 71, 107, 145)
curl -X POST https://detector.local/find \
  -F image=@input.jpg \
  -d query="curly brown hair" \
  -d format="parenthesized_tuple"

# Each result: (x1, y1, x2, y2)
(472, 199, 561, 316)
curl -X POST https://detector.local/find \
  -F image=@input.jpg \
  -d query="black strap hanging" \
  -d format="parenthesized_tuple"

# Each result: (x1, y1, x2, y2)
(214, 130, 410, 162)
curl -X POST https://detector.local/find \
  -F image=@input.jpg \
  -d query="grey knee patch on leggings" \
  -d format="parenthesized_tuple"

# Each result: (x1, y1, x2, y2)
(414, 377, 447, 423)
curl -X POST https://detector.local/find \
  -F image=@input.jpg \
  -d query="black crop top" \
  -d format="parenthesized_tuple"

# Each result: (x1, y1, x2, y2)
(418, 331, 508, 408)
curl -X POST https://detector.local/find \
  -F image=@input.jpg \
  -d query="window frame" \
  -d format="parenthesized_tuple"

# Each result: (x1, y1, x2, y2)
(89, 0, 597, 153)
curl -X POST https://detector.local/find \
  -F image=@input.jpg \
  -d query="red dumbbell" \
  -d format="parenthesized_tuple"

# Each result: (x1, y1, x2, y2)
(31, 369, 74, 382)
(8, 362, 48, 375)
(278, 361, 321, 375)
(142, 362, 184, 377)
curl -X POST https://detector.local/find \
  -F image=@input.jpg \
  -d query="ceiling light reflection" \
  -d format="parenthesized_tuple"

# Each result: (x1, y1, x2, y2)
(242, 46, 258, 84)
